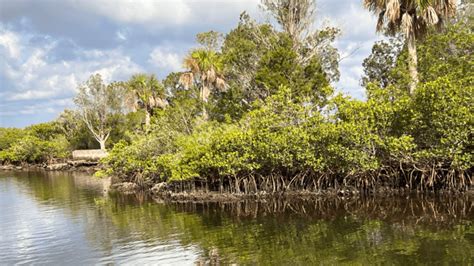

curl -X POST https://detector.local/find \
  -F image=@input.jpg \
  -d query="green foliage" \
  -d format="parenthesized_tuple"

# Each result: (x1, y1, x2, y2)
(409, 77, 473, 169)
(106, 91, 195, 179)
(0, 134, 69, 164)
(196, 30, 223, 51)
(363, 23, 473, 91)
(105, 68, 472, 191)
(0, 121, 69, 164)
(126, 74, 167, 127)
(103, 131, 176, 184)
(362, 37, 403, 88)
(356, 20, 473, 186)
(213, 12, 336, 121)
(57, 109, 141, 150)
(254, 35, 332, 103)
(0, 128, 25, 150)
(416, 23, 473, 83)
(106, 86, 383, 186)
(25, 122, 63, 141)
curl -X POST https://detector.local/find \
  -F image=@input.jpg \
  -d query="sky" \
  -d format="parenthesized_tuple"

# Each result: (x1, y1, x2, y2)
(0, 0, 383, 128)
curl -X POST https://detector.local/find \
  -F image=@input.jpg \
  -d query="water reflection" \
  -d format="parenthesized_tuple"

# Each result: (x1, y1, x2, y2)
(0, 171, 473, 265)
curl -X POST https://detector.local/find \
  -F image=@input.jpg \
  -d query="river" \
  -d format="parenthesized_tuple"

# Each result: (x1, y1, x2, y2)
(0, 170, 473, 265)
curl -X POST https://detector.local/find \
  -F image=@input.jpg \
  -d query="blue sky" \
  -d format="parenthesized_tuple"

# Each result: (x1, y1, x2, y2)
(0, 0, 383, 128)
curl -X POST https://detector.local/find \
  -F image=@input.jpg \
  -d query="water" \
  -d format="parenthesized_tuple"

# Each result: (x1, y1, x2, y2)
(0, 171, 473, 265)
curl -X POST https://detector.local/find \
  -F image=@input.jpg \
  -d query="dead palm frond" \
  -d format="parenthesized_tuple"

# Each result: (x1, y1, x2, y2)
(183, 55, 200, 74)
(424, 6, 439, 25)
(386, 0, 400, 23)
(206, 68, 216, 83)
(215, 77, 227, 92)
(179, 72, 194, 90)
(401, 12, 414, 38)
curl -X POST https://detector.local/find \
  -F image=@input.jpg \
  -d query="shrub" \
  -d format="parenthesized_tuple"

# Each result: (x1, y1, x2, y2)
(0, 128, 25, 150)
(0, 135, 69, 164)
(0, 122, 70, 164)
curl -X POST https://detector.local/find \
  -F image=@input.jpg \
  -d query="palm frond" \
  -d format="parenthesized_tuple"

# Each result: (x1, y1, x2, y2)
(386, 0, 400, 23)
(401, 12, 414, 37)
(365, 0, 457, 37)
(364, 0, 386, 13)
(148, 96, 156, 108)
(179, 72, 194, 90)
(438, 0, 457, 17)
(377, 10, 386, 32)
(157, 98, 167, 109)
(215, 77, 227, 92)
(423, 6, 439, 25)
(183, 55, 200, 74)
(207, 68, 216, 83)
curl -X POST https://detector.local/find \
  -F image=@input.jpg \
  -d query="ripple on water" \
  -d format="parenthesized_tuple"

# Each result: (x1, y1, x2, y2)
(1, 171, 473, 265)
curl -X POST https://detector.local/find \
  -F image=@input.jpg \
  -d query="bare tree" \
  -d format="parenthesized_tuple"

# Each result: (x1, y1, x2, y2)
(261, 0, 315, 49)
(260, 0, 341, 82)
(74, 74, 126, 150)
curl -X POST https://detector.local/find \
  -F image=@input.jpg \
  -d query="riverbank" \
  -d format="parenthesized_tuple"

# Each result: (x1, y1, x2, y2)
(0, 160, 101, 173)
(2, 165, 471, 202)
(110, 179, 474, 203)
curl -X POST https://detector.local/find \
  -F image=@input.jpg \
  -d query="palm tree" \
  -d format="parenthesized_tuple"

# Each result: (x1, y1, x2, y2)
(364, 0, 457, 93)
(179, 49, 226, 118)
(127, 74, 167, 127)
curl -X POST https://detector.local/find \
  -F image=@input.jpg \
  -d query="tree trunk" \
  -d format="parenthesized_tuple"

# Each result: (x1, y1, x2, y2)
(99, 139, 106, 150)
(145, 110, 151, 127)
(407, 35, 419, 94)
(200, 86, 210, 120)
(202, 106, 208, 120)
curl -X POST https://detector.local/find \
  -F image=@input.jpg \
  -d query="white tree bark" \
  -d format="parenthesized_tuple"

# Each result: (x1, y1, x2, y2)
(145, 110, 151, 128)
(99, 139, 106, 150)
(407, 35, 419, 94)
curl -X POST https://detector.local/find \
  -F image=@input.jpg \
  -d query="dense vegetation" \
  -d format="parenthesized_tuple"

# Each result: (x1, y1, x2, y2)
(1, 0, 472, 193)
(0, 123, 68, 164)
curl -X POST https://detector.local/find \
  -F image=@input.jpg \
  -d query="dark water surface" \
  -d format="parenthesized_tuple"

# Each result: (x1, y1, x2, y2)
(0, 171, 473, 265)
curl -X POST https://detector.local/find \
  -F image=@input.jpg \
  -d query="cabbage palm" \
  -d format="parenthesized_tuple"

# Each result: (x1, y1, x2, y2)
(127, 74, 167, 127)
(179, 49, 226, 118)
(364, 0, 457, 93)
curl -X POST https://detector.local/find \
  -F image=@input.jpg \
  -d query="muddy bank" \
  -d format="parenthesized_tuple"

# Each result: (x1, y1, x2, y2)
(0, 160, 101, 173)
(154, 189, 473, 203)
(110, 180, 473, 203)
(109, 164, 473, 203)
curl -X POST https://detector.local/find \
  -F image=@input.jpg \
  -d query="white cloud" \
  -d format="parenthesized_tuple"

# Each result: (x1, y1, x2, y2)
(1, 30, 143, 102)
(0, 29, 21, 59)
(116, 30, 127, 41)
(314, 0, 384, 96)
(75, 0, 192, 26)
(0, 98, 73, 116)
(148, 47, 183, 73)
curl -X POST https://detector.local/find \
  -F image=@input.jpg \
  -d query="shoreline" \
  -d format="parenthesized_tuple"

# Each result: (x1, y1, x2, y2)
(110, 181, 474, 203)
(0, 162, 101, 173)
(2, 167, 472, 202)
